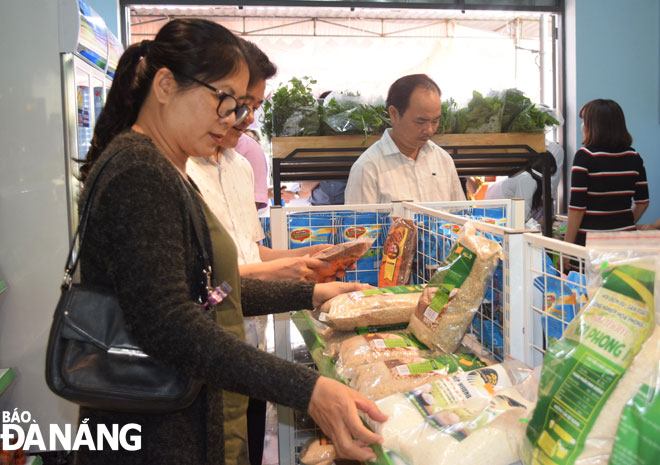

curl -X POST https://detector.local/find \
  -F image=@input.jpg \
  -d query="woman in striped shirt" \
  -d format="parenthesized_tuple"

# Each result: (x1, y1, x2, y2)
(566, 99, 649, 246)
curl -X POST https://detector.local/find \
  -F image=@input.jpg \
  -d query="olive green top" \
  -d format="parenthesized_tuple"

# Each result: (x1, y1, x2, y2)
(200, 198, 250, 465)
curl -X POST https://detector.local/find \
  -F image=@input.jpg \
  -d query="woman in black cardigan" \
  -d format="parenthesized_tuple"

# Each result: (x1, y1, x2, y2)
(71, 19, 385, 465)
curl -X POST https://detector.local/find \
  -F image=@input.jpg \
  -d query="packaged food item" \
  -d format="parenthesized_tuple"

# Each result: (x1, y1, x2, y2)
(336, 331, 431, 372)
(319, 285, 423, 330)
(409, 222, 502, 353)
(522, 232, 660, 465)
(288, 212, 334, 249)
(312, 237, 375, 281)
(346, 352, 486, 400)
(300, 437, 336, 465)
(379, 218, 417, 287)
(370, 360, 537, 465)
(338, 212, 383, 286)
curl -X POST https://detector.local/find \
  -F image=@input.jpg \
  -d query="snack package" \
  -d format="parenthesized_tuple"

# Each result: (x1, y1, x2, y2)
(522, 232, 660, 465)
(370, 360, 538, 465)
(312, 237, 375, 282)
(409, 222, 502, 353)
(379, 218, 417, 287)
(345, 353, 486, 400)
(319, 285, 423, 331)
(336, 331, 432, 372)
(300, 437, 336, 465)
(288, 212, 334, 249)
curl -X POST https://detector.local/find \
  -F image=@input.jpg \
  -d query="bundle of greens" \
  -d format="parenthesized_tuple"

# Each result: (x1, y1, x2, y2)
(262, 76, 320, 139)
(501, 88, 560, 133)
(454, 91, 505, 134)
(321, 97, 390, 139)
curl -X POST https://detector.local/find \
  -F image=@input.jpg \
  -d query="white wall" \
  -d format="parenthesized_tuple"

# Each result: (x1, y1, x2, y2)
(565, 0, 660, 222)
(0, 0, 79, 437)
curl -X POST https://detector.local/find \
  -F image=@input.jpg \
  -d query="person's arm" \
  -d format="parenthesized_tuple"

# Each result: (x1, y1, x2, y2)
(258, 243, 330, 261)
(240, 278, 370, 317)
(565, 149, 589, 244)
(633, 161, 650, 223)
(632, 202, 649, 223)
(299, 181, 320, 199)
(564, 208, 585, 244)
(238, 255, 332, 281)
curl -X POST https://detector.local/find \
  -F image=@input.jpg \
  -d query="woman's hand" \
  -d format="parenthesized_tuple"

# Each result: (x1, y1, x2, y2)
(308, 377, 387, 462)
(312, 282, 373, 308)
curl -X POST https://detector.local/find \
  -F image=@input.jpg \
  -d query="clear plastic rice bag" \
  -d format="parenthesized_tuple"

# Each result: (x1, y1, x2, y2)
(409, 222, 502, 353)
(369, 360, 538, 465)
(345, 352, 486, 400)
(335, 331, 433, 374)
(318, 284, 422, 331)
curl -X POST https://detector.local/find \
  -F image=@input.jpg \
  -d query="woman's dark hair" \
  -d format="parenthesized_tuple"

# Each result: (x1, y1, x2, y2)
(386, 74, 441, 116)
(80, 19, 246, 181)
(579, 99, 633, 152)
(240, 39, 277, 88)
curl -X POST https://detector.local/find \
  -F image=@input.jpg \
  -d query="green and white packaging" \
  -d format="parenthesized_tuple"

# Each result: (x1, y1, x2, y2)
(522, 232, 660, 465)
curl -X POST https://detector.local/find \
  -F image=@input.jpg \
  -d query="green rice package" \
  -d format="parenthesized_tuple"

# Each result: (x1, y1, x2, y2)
(522, 231, 660, 465)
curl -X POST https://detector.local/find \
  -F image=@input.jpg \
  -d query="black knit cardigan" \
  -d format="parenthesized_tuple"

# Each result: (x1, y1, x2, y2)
(74, 130, 319, 465)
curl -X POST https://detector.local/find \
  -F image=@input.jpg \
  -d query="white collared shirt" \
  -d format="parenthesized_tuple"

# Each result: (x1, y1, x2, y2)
(345, 129, 466, 204)
(186, 149, 264, 265)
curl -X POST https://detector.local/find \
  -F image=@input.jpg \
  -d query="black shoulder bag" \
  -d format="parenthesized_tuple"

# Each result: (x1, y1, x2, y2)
(45, 152, 214, 413)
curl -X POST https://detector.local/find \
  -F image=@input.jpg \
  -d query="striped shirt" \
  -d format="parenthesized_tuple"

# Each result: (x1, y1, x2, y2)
(568, 146, 649, 245)
(345, 129, 465, 204)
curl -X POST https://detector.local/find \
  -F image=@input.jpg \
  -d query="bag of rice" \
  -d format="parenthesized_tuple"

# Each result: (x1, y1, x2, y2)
(313, 237, 375, 281)
(379, 218, 417, 287)
(319, 285, 423, 331)
(522, 232, 660, 465)
(369, 360, 537, 465)
(336, 331, 432, 372)
(409, 222, 502, 353)
(346, 353, 486, 400)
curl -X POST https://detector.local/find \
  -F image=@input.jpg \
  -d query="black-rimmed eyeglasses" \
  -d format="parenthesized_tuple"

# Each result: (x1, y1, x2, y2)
(180, 74, 250, 125)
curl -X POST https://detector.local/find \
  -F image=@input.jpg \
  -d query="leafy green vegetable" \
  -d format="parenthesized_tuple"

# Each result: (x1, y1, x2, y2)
(454, 91, 505, 133)
(507, 104, 560, 133)
(321, 98, 390, 139)
(262, 76, 319, 139)
(501, 88, 533, 131)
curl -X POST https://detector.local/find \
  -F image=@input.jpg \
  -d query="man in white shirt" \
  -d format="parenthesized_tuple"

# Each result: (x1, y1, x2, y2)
(187, 40, 333, 282)
(345, 74, 465, 204)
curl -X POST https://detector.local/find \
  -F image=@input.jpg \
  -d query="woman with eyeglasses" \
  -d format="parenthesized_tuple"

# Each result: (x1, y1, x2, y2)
(73, 19, 385, 465)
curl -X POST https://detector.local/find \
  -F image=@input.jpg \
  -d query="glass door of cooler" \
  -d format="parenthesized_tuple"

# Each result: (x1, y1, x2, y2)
(61, 53, 108, 239)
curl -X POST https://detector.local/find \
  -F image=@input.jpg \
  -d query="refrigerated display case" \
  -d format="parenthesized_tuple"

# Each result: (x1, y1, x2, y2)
(58, 0, 123, 238)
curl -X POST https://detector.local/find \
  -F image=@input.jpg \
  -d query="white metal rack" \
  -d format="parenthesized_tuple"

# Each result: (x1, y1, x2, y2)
(268, 200, 536, 465)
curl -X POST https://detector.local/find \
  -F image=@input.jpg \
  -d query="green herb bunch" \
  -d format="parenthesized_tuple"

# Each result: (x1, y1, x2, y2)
(262, 76, 319, 140)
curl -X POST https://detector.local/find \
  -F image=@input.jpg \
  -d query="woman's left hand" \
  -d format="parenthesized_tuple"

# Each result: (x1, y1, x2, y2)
(312, 282, 374, 308)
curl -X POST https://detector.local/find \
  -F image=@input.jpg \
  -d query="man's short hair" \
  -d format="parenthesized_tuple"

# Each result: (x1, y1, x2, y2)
(240, 39, 277, 87)
(386, 74, 441, 116)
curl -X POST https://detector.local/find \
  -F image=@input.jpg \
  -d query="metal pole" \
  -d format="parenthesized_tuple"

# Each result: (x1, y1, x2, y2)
(539, 14, 548, 105)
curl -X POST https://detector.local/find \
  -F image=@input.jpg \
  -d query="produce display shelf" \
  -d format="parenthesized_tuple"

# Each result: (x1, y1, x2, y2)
(0, 368, 16, 395)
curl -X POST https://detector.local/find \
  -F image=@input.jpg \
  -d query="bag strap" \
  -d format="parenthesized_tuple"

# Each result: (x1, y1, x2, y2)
(62, 150, 213, 296)
(178, 176, 214, 296)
